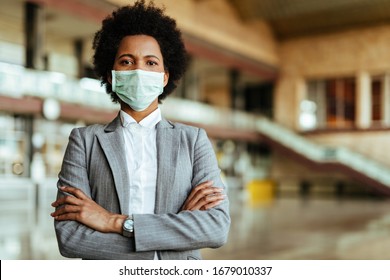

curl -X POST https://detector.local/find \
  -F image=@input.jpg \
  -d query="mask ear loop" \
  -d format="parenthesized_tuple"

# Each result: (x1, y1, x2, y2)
(111, 70, 116, 92)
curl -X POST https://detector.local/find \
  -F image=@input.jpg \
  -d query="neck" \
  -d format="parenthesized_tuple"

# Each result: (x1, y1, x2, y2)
(120, 100, 159, 123)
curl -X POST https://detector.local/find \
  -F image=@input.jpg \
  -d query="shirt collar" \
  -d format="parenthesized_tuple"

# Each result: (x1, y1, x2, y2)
(120, 107, 161, 129)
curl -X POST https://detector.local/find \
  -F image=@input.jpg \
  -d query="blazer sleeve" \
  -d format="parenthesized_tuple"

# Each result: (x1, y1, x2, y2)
(55, 126, 230, 258)
(133, 128, 231, 252)
(54, 128, 152, 260)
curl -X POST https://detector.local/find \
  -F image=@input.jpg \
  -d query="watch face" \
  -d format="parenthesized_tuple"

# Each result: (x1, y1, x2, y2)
(123, 219, 134, 232)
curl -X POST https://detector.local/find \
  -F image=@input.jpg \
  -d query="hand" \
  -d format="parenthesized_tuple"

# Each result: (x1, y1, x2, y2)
(181, 181, 225, 211)
(51, 186, 126, 234)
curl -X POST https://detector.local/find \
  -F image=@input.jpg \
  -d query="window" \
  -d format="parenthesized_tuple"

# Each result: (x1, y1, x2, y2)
(306, 77, 356, 129)
(371, 76, 383, 124)
(325, 78, 356, 128)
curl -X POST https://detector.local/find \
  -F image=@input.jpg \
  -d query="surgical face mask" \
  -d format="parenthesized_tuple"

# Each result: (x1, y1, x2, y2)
(111, 69, 164, 111)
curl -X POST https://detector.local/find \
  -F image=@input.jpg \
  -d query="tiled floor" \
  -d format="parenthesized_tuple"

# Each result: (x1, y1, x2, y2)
(203, 189, 390, 260)
(1, 181, 390, 260)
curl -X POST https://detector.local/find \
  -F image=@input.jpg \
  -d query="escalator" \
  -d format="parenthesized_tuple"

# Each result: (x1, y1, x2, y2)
(163, 98, 390, 196)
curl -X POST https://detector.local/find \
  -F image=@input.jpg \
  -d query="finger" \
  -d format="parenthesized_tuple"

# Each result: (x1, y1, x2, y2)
(51, 204, 80, 218)
(183, 189, 217, 210)
(186, 181, 213, 202)
(182, 182, 212, 209)
(51, 195, 82, 208)
(196, 193, 225, 209)
(185, 187, 223, 210)
(184, 193, 225, 211)
(59, 186, 88, 199)
(200, 199, 223, 210)
(189, 186, 222, 203)
(52, 212, 79, 221)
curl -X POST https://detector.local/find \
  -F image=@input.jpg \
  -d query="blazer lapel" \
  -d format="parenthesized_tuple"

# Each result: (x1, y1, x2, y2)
(96, 115, 130, 215)
(155, 118, 180, 214)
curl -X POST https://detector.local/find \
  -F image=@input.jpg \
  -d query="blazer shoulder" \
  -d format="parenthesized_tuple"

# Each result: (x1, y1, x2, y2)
(73, 115, 120, 137)
(170, 121, 203, 135)
(71, 123, 106, 139)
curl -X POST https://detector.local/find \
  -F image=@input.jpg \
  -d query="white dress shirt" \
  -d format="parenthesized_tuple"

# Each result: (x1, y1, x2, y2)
(120, 108, 161, 215)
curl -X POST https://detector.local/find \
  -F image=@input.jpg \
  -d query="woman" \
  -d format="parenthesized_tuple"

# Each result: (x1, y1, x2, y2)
(51, 0, 230, 260)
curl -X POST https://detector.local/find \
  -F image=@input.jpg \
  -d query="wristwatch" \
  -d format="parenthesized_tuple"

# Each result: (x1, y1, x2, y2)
(122, 215, 134, 237)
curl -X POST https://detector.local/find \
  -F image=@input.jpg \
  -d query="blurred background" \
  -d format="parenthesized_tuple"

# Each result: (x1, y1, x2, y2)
(1, 0, 390, 260)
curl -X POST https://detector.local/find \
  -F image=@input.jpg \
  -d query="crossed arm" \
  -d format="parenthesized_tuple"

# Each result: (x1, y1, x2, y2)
(51, 127, 230, 259)
(51, 180, 225, 234)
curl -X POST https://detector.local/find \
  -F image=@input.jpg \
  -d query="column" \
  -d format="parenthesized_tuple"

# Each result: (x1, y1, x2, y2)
(25, 2, 45, 70)
(74, 38, 84, 79)
(24, 2, 44, 181)
(230, 69, 242, 110)
(296, 78, 307, 130)
(356, 71, 372, 129)
(382, 73, 390, 126)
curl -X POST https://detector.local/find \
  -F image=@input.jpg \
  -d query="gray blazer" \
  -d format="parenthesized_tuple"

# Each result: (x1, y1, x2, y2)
(54, 115, 230, 260)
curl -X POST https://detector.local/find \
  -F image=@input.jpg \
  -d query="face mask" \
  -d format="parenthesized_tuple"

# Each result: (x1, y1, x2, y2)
(111, 69, 164, 111)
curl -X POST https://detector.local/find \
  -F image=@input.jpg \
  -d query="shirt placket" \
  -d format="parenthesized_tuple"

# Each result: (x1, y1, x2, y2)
(129, 124, 144, 214)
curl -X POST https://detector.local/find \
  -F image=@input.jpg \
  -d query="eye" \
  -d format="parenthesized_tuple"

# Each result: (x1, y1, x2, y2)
(147, 60, 158, 66)
(119, 59, 133, 66)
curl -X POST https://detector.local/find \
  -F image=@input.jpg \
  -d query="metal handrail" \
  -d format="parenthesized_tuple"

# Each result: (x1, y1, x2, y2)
(162, 98, 390, 188)
(254, 117, 390, 186)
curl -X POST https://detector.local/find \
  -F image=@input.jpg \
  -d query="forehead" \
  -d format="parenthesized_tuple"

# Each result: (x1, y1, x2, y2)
(116, 35, 162, 57)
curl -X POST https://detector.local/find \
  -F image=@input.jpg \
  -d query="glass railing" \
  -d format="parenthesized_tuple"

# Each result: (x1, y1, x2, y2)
(1, 62, 389, 187)
(255, 117, 390, 186)
(0, 62, 118, 111)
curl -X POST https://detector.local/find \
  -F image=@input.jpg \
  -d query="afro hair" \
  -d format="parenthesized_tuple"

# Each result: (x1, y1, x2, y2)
(92, 0, 188, 103)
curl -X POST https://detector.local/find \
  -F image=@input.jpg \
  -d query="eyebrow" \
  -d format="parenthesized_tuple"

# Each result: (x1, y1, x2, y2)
(117, 53, 161, 61)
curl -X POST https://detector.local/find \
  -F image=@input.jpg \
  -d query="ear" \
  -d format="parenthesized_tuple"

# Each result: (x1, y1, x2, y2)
(163, 70, 169, 87)
(107, 71, 112, 85)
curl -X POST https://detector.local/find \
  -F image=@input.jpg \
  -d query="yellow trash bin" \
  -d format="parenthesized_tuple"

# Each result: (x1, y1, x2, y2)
(246, 179, 275, 206)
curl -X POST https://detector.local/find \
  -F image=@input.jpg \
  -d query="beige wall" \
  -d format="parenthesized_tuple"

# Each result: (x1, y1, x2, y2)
(274, 24, 390, 167)
(271, 149, 353, 195)
(306, 131, 390, 168)
(275, 24, 390, 128)
(108, 0, 279, 68)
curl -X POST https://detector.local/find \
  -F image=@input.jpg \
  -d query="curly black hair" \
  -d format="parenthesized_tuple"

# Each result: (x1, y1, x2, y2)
(92, 0, 188, 103)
